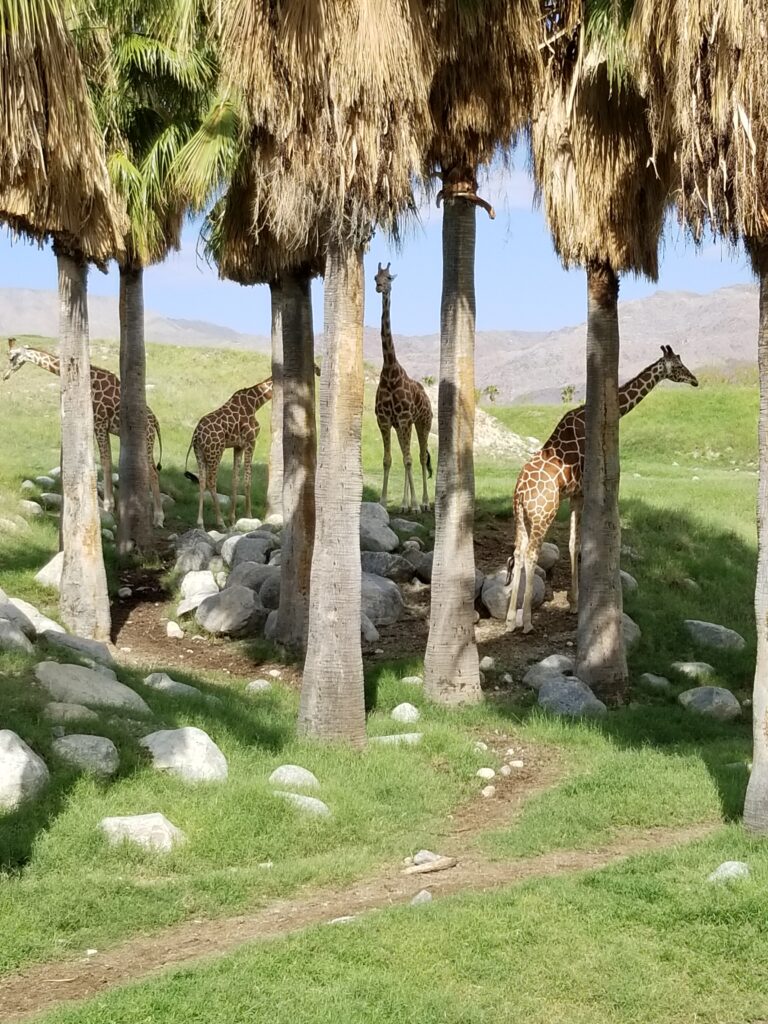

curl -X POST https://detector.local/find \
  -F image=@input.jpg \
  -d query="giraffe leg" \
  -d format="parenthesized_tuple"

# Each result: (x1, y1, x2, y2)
(379, 422, 392, 508)
(147, 428, 164, 528)
(416, 420, 432, 511)
(231, 448, 242, 526)
(506, 510, 527, 632)
(396, 424, 418, 513)
(206, 456, 225, 529)
(195, 448, 206, 528)
(243, 429, 257, 520)
(568, 496, 582, 613)
(95, 428, 113, 512)
(521, 538, 543, 634)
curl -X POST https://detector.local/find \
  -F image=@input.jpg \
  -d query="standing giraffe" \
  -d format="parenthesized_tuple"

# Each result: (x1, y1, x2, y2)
(374, 263, 433, 512)
(3, 339, 164, 526)
(506, 346, 699, 633)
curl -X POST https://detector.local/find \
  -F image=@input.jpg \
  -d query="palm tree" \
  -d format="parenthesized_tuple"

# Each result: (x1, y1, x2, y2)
(422, 0, 541, 706)
(0, 0, 122, 639)
(632, 0, 768, 827)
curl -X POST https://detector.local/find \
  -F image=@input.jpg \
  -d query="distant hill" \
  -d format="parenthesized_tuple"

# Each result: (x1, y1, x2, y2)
(0, 283, 757, 404)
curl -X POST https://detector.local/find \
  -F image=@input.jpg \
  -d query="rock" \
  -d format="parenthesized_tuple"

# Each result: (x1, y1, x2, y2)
(390, 518, 423, 535)
(140, 727, 228, 782)
(273, 791, 331, 816)
(362, 572, 405, 626)
(678, 686, 741, 721)
(481, 568, 545, 621)
(174, 530, 215, 574)
(117, 587, 132, 600)
(361, 613, 380, 643)
(80, 660, 117, 679)
(708, 861, 750, 882)
(402, 538, 422, 553)
(166, 621, 184, 639)
(264, 610, 278, 641)
(479, 655, 496, 673)
(264, 512, 284, 528)
(639, 672, 671, 692)
(247, 678, 272, 694)
(481, 785, 496, 798)
(100, 812, 185, 852)
(0, 619, 34, 655)
(620, 570, 639, 593)
(0, 601, 36, 639)
(143, 672, 204, 700)
(18, 499, 43, 517)
(229, 534, 280, 569)
(34, 662, 150, 714)
(102, 529, 115, 543)
(499, 764, 512, 777)
(268, 551, 282, 566)
(623, 613, 641, 649)
(269, 765, 320, 790)
(474, 740, 488, 752)
(52, 734, 119, 776)
(196, 586, 268, 637)
(476, 767, 496, 780)
(20, 479, 36, 493)
(370, 732, 423, 746)
(259, 574, 281, 611)
(329, 916, 357, 925)
(410, 889, 433, 906)
(176, 592, 215, 617)
(684, 619, 746, 651)
(401, 675, 423, 686)
(0, 731, 49, 809)
(539, 654, 574, 674)
(234, 517, 262, 533)
(99, 509, 116, 529)
(43, 702, 99, 723)
(34, 475, 56, 489)
(413, 849, 441, 865)
(671, 661, 715, 682)
(509, 759, 525, 768)
(207, 530, 228, 546)
(8, 597, 65, 635)
(361, 502, 390, 525)
(225, 561, 280, 593)
(522, 663, 569, 692)
(48, 466, 61, 480)
(360, 517, 400, 553)
(160, 493, 175, 510)
(41, 631, 115, 666)
(180, 570, 218, 601)
(35, 552, 64, 590)
(203, 492, 231, 509)
(402, 549, 434, 583)
(391, 702, 420, 723)
(361, 551, 415, 582)
(215, 571, 228, 588)
(538, 676, 607, 718)
(39, 492, 62, 510)
(537, 542, 560, 571)
(682, 578, 700, 592)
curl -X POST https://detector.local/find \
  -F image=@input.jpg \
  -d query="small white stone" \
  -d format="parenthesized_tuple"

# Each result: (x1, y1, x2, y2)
(708, 861, 750, 882)
(391, 702, 421, 723)
(413, 849, 441, 865)
(247, 678, 272, 694)
(100, 812, 185, 852)
(499, 765, 512, 777)
(117, 587, 132, 599)
(479, 655, 496, 673)
(505, 748, 516, 758)
(166, 621, 184, 639)
(410, 889, 432, 906)
(273, 791, 330, 816)
(481, 785, 496, 798)
(501, 673, 513, 685)
(369, 732, 423, 746)
(400, 675, 423, 686)
(474, 740, 488, 752)
(140, 727, 228, 782)
(476, 767, 496, 780)
(329, 916, 357, 925)
(269, 764, 320, 790)
(509, 759, 525, 769)
(268, 669, 282, 678)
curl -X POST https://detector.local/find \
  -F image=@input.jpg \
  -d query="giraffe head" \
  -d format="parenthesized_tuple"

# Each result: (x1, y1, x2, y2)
(659, 345, 699, 387)
(3, 338, 27, 381)
(374, 262, 396, 294)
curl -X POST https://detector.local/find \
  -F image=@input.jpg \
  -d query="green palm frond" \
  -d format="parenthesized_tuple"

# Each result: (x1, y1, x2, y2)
(584, 0, 635, 89)
(171, 93, 244, 212)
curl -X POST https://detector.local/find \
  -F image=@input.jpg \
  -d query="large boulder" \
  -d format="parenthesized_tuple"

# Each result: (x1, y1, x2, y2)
(100, 812, 185, 852)
(538, 676, 607, 718)
(196, 585, 268, 636)
(259, 574, 281, 611)
(273, 791, 331, 816)
(176, 592, 216, 617)
(0, 619, 34, 655)
(225, 561, 280, 593)
(179, 570, 218, 601)
(34, 662, 150, 714)
(361, 572, 405, 626)
(481, 568, 545, 621)
(622, 613, 641, 650)
(678, 686, 741, 721)
(229, 534, 279, 569)
(52, 734, 119, 776)
(43, 702, 99, 723)
(390, 518, 424, 536)
(522, 663, 570, 691)
(0, 731, 49, 809)
(0, 600, 36, 638)
(174, 530, 215, 574)
(35, 551, 64, 591)
(7, 597, 64, 636)
(140, 726, 228, 782)
(18, 499, 44, 517)
(671, 661, 715, 682)
(620, 570, 639, 594)
(537, 542, 560, 572)
(360, 502, 390, 525)
(402, 549, 434, 583)
(41, 631, 115, 666)
(361, 552, 416, 583)
(360, 519, 400, 553)
(143, 672, 205, 700)
(684, 620, 746, 651)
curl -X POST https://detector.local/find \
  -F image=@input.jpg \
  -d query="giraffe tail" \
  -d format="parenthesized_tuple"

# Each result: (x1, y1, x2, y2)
(155, 420, 163, 472)
(184, 441, 199, 485)
(426, 449, 432, 479)
(505, 552, 515, 586)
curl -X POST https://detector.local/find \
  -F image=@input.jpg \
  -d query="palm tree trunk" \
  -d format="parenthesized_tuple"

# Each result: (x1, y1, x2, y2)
(275, 270, 317, 652)
(266, 281, 284, 520)
(745, 247, 768, 833)
(299, 241, 365, 745)
(424, 196, 481, 706)
(55, 247, 110, 641)
(575, 260, 627, 703)
(117, 263, 152, 556)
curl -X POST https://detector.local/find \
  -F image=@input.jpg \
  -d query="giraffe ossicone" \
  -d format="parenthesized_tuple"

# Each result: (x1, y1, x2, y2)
(374, 264, 433, 514)
(506, 346, 699, 634)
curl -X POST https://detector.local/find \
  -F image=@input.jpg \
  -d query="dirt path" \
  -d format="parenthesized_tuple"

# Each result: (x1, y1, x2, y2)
(0, 745, 718, 1022)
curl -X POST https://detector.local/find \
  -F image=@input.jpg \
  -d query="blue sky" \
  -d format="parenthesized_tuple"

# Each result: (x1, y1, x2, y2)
(0, 164, 754, 338)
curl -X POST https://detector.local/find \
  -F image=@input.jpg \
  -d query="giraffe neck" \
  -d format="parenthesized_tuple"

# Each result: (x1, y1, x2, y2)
(618, 359, 666, 417)
(243, 379, 273, 413)
(18, 348, 61, 376)
(380, 289, 398, 369)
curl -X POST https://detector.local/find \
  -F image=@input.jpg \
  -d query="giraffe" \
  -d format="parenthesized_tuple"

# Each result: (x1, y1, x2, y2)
(374, 263, 433, 512)
(3, 338, 164, 526)
(506, 345, 699, 634)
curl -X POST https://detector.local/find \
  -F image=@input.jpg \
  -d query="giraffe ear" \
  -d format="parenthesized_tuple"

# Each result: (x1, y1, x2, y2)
(385, 262, 391, 271)
(377, 262, 382, 272)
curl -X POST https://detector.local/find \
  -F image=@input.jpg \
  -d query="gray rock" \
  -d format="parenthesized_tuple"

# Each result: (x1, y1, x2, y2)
(639, 672, 671, 692)
(410, 889, 432, 906)
(234, 517, 262, 532)
(361, 612, 380, 643)
(160, 493, 175, 510)
(264, 512, 284, 528)
(273, 791, 331, 816)
(360, 519, 400, 553)
(99, 509, 116, 529)
(708, 861, 750, 882)
(369, 732, 423, 746)
(52, 734, 119, 776)
(264, 609, 279, 641)
(48, 466, 61, 480)
(361, 502, 390, 525)
(391, 702, 421, 723)
(0, 731, 49, 809)
(678, 686, 741, 721)
(413, 849, 441, 865)
(684, 619, 746, 651)
(522, 663, 569, 691)
(34, 475, 57, 489)
(623, 613, 641, 649)
(539, 654, 574, 674)
(166, 621, 184, 639)
(620, 570, 639, 593)
(401, 538, 422, 553)
(174, 530, 215, 574)
(195, 586, 268, 637)
(43, 702, 99, 723)
(225, 561, 280, 593)
(100, 812, 185, 852)
(269, 764, 320, 790)
(0, 619, 34, 655)
(537, 542, 560, 571)
(20, 479, 36, 493)
(401, 675, 423, 686)
(247, 678, 272, 694)
(34, 662, 150, 714)
(476, 767, 495, 780)
(143, 672, 204, 700)
(8, 597, 65, 636)
(0, 601, 36, 638)
(140, 726, 228, 782)
(671, 661, 715, 682)
(180, 570, 218, 601)
(402, 549, 433, 583)
(41, 630, 115, 666)
(268, 550, 282, 566)
(35, 551, 64, 590)
(229, 534, 279, 569)
(482, 568, 545, 621)
(361, 551, 416, 583)
(538, 676, 607, 718)
(117, 587, 132, 600)
(362, 572, 405, 626)
(259, 574, 281, 611)
(176, 592, 213, 617)
(101, 528, 115, 544)
(682, 578, 701, 593)
(390, 518, 423, 535)
(79, 660, 117, 679)
(39, 492, 62, 510)
(18, 499, 43, 517)
(479, 655, 496, 673)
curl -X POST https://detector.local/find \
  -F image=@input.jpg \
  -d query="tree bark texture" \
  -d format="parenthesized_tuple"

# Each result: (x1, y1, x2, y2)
(275, 271, 317, 652)
(745, 250, 768, 833)
(266, 281, 285, 519)
(56, 249, 111, 641)
(117, 264, 153, 556)
(298, 242, 365, 745)
(424, 198, 481, 706)
(575, 261, 627, 703)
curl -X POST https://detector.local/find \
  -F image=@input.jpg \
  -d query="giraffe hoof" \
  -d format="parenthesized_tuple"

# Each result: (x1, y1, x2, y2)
(153, 515, 164, 528)
(568, 603, 578, 614)
(420, 504, 431, 513)
(522, 623, 534, 635)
